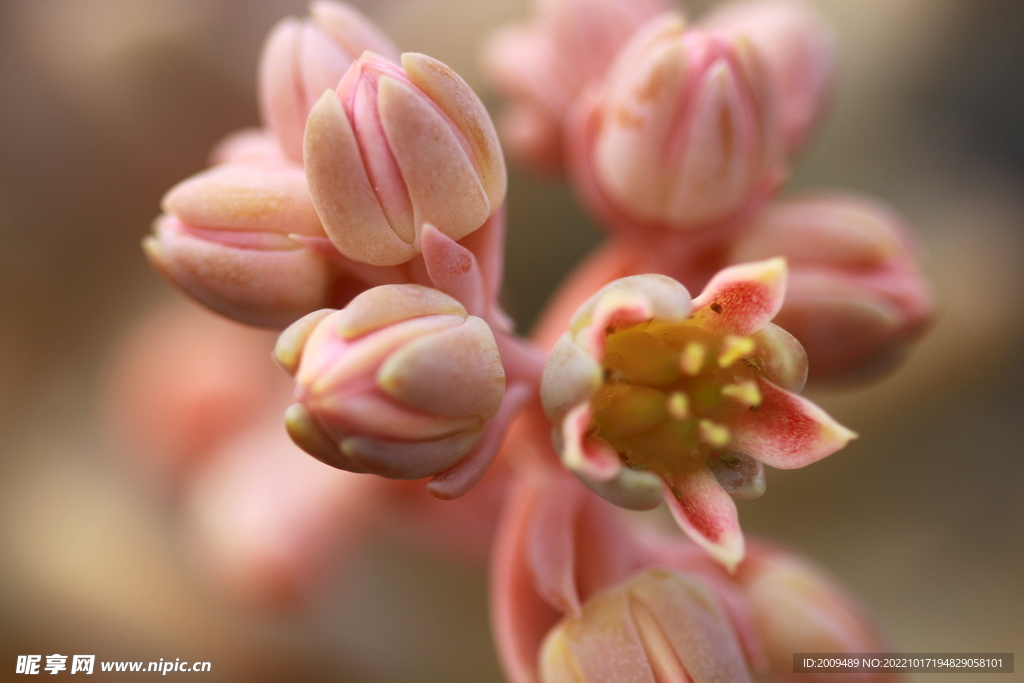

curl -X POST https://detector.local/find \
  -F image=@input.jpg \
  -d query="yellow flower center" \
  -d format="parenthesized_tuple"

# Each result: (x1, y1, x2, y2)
(589, 319, 764, 488)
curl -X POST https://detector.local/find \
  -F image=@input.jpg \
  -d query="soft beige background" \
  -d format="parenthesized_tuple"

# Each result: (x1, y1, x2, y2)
(1, 0, 1021, 681)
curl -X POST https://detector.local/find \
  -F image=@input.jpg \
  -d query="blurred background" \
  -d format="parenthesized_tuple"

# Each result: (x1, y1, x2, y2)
(0, 0, 1022, 680)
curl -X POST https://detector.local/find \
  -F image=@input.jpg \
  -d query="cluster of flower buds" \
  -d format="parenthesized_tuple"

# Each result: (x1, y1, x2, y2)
(146, 2, 509, 329)
(131, 0, 937, 679)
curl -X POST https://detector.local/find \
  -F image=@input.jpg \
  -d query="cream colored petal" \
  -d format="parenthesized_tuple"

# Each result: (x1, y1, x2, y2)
(402, 52, 507, 210)
(340, 427, 482, 480)
(541, 333, 603, 423)
(377, 75, 490, 244)
(334, 284, 466, 338)
(257, 18, 305, 160)
(304, 91, 415, 265)
(145, 218, 333, 329)
(162, 164, 324, 236)
(310, 1, 400, 63)
(377, 316, 505, 419)
(749, 321, 807, 392)
(273, 308, 334, 376)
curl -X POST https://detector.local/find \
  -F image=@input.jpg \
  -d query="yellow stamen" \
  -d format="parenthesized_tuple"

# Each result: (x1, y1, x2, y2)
(667, 391, 689, 420)
(698, 419, 731, 448)
(718, 335, 754, 367)
(720, 380, 762, 408)
(680, 342, 706, 376)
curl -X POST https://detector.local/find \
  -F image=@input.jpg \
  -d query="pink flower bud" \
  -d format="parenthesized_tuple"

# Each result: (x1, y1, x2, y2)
(481, 0, 669, 174)
(738, 546, 901, 683)
(569, 14, 785, 232)
(541, 261, 856, 569)
(144, 159, 349, 328)
(728, 194, 934, 383)
(304, 52, 507, 266)
(258, 1, 399, 161)
(540, 569, 754, 683)
(278, 285, 506, 479)
(703, 0, 836, 155)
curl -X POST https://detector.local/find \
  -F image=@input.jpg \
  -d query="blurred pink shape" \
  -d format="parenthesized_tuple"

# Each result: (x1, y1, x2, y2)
(258, 1, 400, 161)
(482, 0, 669, 174)
(703, 0, 836, 156)
(102, 301, 284, 481)
(727, 194, 934, 383)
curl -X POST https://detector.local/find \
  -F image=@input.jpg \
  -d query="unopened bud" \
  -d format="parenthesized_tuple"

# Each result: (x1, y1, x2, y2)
(728, 194, 933, 383)
(739, 549, 898, 683)
(145, 162, 340, 328)
(279, 285, 506, 479)
(703, 0, 836, 155)
(540, 569, 753, 683)
(258, 1, 399, 160)
(304, 52, 506, 266)
(575, 14, 784, 230)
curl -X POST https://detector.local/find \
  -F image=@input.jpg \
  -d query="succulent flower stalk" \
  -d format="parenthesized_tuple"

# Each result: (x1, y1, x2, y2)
(542, 259, 856, 569)
(277, 285, 506, 480)
(304, 51, 507, 266)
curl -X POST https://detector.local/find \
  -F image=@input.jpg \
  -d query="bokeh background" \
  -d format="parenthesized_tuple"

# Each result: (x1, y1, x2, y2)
(1, 0, 1022, 680)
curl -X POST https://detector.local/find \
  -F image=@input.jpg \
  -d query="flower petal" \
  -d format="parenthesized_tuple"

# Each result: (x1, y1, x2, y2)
(541, 333, 603, 423)
(730, 379, 856, 469)
(692, 257, 787, 336)
(664, 466, 745, 572)
(749, 321, 807, 393)
(561, 403, 622, 483)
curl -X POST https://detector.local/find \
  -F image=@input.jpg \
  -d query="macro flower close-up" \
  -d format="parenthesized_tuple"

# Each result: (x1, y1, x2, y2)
(1, 0, 1022, 681)
(542, 259, 855, 568)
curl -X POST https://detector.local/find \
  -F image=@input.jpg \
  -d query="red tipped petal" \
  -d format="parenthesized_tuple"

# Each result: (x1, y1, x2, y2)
(731, 380, 856, 469)
(664, 466, 744, 572)
(692, 258, 787, 336)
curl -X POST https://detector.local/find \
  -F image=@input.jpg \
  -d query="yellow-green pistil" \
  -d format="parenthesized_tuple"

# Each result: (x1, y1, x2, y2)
(590, 319, 764, 488)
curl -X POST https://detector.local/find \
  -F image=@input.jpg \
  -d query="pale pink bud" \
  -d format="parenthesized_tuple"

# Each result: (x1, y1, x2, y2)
(258, 1, 399, 161)
(481, 0, 669, 174)
(278, 285, 506, 479)
(144, 161, 346, 328)
(703, 0, 836, 155)
(304, 52, 507, 266)
(540, 569, 754, 683)
(571, 14, 785, 231)
(738, 547, 901, 683)
(728, 194, 934, 383)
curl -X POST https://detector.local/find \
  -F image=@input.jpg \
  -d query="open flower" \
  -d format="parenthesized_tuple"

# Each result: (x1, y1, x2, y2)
(541, 259, 855, 569)
(277, 284, 506, 480)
